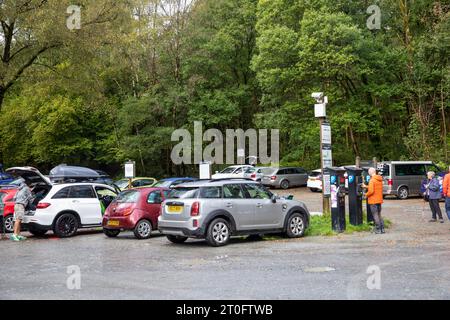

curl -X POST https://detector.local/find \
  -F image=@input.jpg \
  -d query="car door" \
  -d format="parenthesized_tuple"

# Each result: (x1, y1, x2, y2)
(222, 184, 255, 230)
(295, 168, 308, 186)
(242, 183, 283, 228)
(146, 190, 164, 222)
(68, 185, 102, 225)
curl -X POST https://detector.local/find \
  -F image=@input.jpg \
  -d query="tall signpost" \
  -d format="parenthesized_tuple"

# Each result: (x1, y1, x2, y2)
(312, 93, 331, 215)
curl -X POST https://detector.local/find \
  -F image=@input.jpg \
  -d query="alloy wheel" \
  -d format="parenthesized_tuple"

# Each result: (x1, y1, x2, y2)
(138, 221, 151, 238)
(212, 222, 229, 244)
(290, 216, 304, 236)
(4, 215, 14, 233)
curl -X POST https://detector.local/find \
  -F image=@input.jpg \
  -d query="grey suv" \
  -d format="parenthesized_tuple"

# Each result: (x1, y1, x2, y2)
(261, 167, 308, 189)
(158, 179, 310, 246)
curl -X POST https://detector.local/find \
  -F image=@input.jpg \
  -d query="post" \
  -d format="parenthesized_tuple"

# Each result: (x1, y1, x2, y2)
(320, 118, 330, 215)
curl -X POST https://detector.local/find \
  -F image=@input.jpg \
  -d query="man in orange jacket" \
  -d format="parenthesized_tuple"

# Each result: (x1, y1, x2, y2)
(363, 167, 385, 234)
(442, 166, 450, 221)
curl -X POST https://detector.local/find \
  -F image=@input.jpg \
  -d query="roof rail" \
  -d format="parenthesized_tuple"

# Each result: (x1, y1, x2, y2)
(208, 178, 255, 183)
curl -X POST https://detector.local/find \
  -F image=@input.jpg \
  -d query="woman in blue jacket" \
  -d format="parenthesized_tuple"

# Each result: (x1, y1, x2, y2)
(425, 171, 444, 223)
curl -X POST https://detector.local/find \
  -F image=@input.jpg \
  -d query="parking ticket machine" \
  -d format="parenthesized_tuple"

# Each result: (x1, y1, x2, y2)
(345, 166, 363, 226)
(362, 168, 374, 223)
(328, 167, 346, 233)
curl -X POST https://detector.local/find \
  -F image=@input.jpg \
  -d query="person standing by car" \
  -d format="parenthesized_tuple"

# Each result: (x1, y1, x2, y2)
(11, 179, 34, 241)
(425, 171, 444, 223)
(442, 166, 450, 221)
(362, 167, 385, 234)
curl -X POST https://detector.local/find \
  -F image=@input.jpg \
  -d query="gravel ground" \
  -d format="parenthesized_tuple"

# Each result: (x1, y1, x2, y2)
(0, 188, 449, 300)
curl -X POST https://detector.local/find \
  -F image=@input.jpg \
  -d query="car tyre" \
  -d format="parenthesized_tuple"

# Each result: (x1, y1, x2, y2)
(3, 214, 14, 233)
(280, 180, 290, 189)
(53, 213, 78, 238)
(28, 228, 47, 237)
(285, 213, 306, 238)
(397, 187, 409, 200)
(103, 229, 120, 238)
(206, 218, 231, 247)
(134, 219, 152, 239)
(166, 235, 188, 244)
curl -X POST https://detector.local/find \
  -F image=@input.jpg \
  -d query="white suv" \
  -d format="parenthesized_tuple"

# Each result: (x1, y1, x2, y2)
(6, 167, 118, 238)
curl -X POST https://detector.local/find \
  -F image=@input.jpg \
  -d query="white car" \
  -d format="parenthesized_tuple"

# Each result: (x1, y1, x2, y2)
(6, 167, 118, 238)
(211, 165, 253, 180)
(307, 169, 323, 192)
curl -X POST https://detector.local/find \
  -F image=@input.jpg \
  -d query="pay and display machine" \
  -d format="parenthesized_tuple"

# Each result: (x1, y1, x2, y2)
(345, 166, 363, 226)
(328, 167, 346, 233)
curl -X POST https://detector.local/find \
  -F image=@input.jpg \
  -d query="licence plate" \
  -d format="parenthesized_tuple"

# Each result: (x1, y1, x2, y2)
(167, 206, 183, 214)
(107, 220, 120, 227)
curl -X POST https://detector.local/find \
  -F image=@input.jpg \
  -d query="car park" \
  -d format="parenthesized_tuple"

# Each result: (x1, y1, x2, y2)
(102, 187, 170, 239)
(115, 177, 158, 191)
(261, 167, 308, 189)
(379, 161, 444, 199)
(158, 179, 310, 247)
(6, 167, 118, 238)
(152, 177, 198, 188)
(211, 165, 254, 179)
(0, 187, 18, 233)
(243, 167, 270, 182)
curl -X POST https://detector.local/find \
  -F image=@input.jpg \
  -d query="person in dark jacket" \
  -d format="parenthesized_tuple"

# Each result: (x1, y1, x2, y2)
(425, 171, 444, 223)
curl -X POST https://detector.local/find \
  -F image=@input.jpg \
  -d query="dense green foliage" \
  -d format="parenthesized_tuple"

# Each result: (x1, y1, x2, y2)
(0, 0, 449, 176)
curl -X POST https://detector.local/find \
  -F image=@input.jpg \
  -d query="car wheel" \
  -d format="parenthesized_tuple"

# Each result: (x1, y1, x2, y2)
(397, 187, 409, 200)
(286, 213, 306, 238)
(53, 213, 78, 238)
(134, 219, 152, 239)
(3, 214, 14, 233)
(280, 180, 290, 189)
(28, 228, 47, 237)
(103, 229, 120, 238)
(206, 218, 231, 247)
(166, 235, 188, 244)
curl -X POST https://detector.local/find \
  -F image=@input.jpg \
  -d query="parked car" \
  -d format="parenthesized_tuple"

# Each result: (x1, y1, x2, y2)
(0, 172, 14, 185)
(115, 177, 158, 191)
(152, 177, 198, 188)
(102, 187, 170, 239)
(261, 167, 308, 189)
(158, 179, 310, 247)
(6, 167, 118, 238)
(0, 187, 18, 233)
(379, 161, 444, 199)
(307, 169, 322, 192)
(211, 165, 254, 180)
(243, 167, 270, 182)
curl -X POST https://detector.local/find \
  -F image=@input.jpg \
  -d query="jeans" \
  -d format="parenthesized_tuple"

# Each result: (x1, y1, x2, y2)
(445, 197, 450, 220)
(429, 199, 443, 220)
(369, 204, 383, 228)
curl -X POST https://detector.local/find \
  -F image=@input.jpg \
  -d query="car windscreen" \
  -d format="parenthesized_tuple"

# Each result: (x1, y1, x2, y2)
(220, 167, 236, 174)
(153, 180, 172, 188)
(115, 179, 130, 189)
(168, 187, 199, 199)
(115, 190, 140, 203)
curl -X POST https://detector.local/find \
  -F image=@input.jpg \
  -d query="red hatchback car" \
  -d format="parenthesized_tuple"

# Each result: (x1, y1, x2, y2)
(102, 187, 170, 239)
(1, 187, 18, 233)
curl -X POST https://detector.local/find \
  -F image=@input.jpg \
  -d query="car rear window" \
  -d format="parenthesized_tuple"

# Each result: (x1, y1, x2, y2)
(262, 168, 277, 175)
(309, 171, 321, 177)
(115, 190, 140, 203)
(168, 187, 199, 199)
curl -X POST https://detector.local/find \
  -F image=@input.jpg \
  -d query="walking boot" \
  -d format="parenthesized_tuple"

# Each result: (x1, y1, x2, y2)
(380, 221, 385, 234)
(374, 225, 382, 234)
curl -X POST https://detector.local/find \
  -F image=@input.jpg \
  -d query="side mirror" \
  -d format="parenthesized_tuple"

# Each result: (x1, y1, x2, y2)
(271, 194, 277, 203)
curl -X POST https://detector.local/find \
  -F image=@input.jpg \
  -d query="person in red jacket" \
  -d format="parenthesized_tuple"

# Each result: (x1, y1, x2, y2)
(442, 167, 450, 221)
(362, 167, 385, 234)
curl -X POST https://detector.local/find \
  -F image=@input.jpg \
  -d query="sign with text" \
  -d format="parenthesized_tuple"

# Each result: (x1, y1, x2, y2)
(124, 161, 135, 178)
(321, 122, 332, 144)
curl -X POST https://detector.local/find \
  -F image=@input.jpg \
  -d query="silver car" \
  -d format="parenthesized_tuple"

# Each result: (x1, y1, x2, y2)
(158, 179, 310, 246)
(261, 167, 308, 189)
(243, 167, 270, 181)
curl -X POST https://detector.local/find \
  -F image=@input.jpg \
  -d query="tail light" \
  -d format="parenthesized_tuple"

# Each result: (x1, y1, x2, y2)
(251, 174, 256, 179)
(388, 179, 393, 186)
(191, 201, 200, 216)
(36, 202, 51, 209)
(123, 208, 133, 216)
(271, 176, 277, 180)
